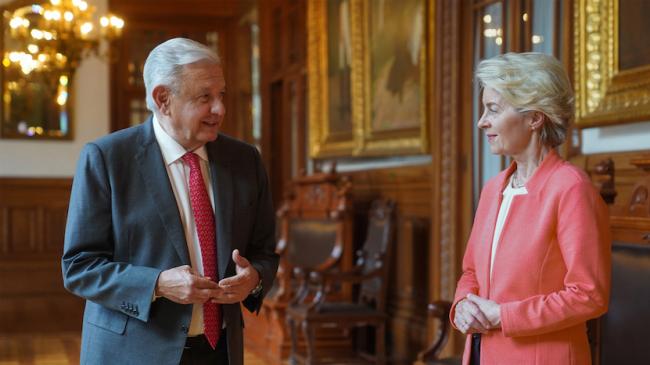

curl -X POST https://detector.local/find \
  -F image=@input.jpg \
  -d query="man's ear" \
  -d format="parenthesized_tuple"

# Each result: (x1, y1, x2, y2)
(529, 111, 545, 131)
(152, 86, 171, 115)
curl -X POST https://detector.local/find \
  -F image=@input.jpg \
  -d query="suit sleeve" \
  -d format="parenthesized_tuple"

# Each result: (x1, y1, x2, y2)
(500, 181, 611, 337)
(242, 147, 279, 314)
(61, 143, 161, 322)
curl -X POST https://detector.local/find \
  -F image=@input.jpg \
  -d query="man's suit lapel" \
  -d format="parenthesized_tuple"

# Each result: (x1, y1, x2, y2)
(135, 118, 191, 264)
(208, 136, 233, 279)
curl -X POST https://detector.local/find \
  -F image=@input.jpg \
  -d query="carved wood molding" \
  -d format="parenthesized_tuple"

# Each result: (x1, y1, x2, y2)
(437, 0, 459, 303)
(426, 0, 464, 359)
(630, 158, 650, 173)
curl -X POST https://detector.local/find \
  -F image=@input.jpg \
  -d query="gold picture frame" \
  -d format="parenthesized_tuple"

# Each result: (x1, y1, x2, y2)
(308, 0, 431, 158)
(574, 0, 650, 127)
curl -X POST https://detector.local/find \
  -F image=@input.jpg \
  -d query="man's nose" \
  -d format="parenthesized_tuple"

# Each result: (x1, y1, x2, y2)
(211, 100, 225, 116)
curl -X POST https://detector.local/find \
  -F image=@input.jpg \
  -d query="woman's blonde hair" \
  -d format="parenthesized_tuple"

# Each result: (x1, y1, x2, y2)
(475, 52, 574, 148)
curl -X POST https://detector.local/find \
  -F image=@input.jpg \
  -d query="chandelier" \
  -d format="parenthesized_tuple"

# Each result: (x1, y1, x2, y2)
(3, 0, 124, 75)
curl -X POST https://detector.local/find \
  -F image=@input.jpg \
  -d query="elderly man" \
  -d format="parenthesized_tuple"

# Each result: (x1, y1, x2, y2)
(62, 38, 278, 365)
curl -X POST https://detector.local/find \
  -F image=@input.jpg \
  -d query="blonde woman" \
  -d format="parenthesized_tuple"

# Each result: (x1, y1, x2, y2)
(451, 52, 611, 365)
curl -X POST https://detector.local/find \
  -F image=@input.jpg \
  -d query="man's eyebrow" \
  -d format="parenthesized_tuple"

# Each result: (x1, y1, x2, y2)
(194, 86, 211, 94)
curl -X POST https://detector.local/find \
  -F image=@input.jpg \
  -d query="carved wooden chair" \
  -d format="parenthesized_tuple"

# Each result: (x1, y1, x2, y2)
(244, 167, 355, 363)
(416, 301, 461, 365)
(268, 167, 354, 304)
(286, 199, 396, 365)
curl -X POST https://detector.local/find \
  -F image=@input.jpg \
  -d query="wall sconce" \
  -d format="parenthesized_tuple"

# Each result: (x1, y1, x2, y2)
(3, 0, 124, 75)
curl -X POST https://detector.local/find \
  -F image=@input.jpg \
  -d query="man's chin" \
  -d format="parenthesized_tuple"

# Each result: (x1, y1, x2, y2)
(200, 131, 220, 143)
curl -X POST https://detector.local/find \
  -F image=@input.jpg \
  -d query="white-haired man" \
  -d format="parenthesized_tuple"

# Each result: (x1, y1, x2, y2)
(62, 38, 278, 365)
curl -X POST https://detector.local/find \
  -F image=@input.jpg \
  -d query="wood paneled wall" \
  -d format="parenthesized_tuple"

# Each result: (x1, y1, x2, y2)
(344, 165, 432, 364)
(0, 178, 83, 333)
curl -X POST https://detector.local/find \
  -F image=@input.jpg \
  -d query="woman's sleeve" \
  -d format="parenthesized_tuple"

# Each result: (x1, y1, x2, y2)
(500, 181, 611, 337)
(449, 222, 482, 329)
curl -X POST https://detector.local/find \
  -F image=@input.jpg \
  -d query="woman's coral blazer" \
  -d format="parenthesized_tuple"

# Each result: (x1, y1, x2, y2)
(451, 150, 611, 365)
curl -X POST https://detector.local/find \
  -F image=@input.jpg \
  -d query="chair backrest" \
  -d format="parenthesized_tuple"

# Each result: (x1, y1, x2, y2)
(286, 218, 340, 268)
(357, 200, 396, 311)
(599, 242, 650, 364)
(281, 172, 352, 270)
(271, 168, 354, 301)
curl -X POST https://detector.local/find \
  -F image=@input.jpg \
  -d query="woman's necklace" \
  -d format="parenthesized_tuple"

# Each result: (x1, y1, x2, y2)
(512, 148, 549, 189)
(511, 170, 527, 188)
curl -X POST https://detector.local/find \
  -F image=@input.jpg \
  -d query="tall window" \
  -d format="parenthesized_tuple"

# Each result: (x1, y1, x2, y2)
(470, 0, 566, 208)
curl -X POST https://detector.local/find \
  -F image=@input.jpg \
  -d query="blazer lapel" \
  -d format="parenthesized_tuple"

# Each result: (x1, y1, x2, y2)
(135, 118, 190, 264)
(480, 194, 500, 295)
(481, 163, 516, 296)
(207, 137, 234, 279)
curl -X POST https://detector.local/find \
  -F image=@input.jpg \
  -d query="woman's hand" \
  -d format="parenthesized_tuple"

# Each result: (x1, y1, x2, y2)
(465, 293, 501, 328)
(454, 297, 492, 334)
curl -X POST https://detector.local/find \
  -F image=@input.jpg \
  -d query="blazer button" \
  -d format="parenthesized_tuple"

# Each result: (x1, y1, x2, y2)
(181, 326, 188, 334)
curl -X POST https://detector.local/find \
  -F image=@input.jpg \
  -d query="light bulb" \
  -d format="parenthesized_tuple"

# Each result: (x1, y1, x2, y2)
(80, 22, 93, 35)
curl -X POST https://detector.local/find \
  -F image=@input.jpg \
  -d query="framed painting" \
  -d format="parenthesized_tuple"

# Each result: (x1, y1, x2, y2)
(308, 0, 431, 158)
(360, 0, 428, 155)
(308, 0, 358, 157)
(574, 0, 650, 127)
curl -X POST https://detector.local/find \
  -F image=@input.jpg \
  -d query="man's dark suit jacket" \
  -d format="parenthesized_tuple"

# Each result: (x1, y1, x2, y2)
(62, 118, 279, 365)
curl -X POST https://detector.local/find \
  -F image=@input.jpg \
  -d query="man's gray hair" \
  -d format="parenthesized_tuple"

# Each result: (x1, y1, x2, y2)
(143, 38, 221, 112)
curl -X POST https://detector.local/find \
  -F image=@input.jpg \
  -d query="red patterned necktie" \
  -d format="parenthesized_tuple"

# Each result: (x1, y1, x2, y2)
(182, 152, 221, 349)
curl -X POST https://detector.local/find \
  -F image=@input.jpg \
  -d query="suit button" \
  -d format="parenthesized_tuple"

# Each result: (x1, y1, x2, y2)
(181, 326, 188, 334)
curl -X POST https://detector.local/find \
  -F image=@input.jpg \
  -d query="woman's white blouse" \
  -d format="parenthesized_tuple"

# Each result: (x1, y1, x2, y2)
(489, 177, 528, 280)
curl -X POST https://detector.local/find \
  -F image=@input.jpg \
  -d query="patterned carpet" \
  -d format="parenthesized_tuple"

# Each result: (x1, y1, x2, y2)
(0, 332, 269, 365)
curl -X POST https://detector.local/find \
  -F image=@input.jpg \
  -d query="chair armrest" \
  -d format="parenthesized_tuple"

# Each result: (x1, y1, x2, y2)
(303, 265, 384, 311)
(417, 300, 453, 362)
(290, 267, 311, 305)
(309, 265, 382, 286)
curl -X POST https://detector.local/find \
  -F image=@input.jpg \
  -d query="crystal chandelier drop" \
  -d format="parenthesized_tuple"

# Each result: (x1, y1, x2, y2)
(3, 0, 125, 75)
